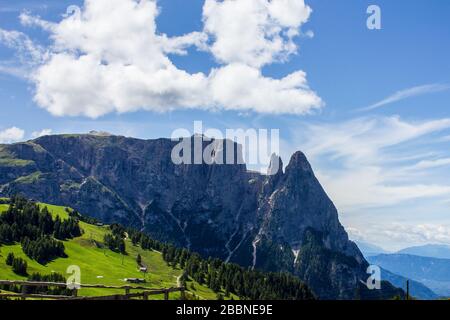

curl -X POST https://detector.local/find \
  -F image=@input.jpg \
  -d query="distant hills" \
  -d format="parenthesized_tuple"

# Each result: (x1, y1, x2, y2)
(397, 244, 450, 259)
(380, 267, 438, 300)
(355, 241, 450, 299)
(368, 254, 450, 297)
(354, 241, 450, 260)
(354, 240, 388, 258)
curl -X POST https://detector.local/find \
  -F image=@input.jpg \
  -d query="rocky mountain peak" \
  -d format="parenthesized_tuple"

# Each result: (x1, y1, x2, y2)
(285, 151, 313, 175)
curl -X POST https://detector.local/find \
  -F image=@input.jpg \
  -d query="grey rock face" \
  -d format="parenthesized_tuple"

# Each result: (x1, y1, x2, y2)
(0, 134, 399, 299)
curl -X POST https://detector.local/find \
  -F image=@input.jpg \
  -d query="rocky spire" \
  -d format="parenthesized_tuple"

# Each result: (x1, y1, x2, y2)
(267, 153, 283, 176)
(285, 151, 313, 175)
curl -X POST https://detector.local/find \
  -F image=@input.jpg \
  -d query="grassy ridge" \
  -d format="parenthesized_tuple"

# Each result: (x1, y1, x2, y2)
(0, 202, 222, 299)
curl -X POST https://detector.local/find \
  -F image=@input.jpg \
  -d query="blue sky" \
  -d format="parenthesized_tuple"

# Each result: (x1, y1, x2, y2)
(1, 0, 450, 250)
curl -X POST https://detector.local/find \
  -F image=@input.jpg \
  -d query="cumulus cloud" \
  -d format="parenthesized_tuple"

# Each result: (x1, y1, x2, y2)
(203, 0, 311, 67)
(31, 128, 53, 139)
(209, 63, 321, 114)
(1, 0, 322, 118)
(0, 127, 25, 143)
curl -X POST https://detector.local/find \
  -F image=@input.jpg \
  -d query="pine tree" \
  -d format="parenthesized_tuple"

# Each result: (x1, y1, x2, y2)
(118, 238, 126, 254)
(53, 216, 62, 239)
(5, 252, 14, 266)
(12, 257, 27, 276)
(136, 254, 142, 266)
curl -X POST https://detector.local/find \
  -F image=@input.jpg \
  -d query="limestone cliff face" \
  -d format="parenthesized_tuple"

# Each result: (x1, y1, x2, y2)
(0, 134, 400, 299)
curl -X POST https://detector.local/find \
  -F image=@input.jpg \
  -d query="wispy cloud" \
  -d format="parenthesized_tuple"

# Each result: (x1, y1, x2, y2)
(0, 62, 28, 79)
(358, 84, 450, 112)
(0, 3, 48, 13)
(279, 114, 450, 250)
(408, 157, 450, 170)
(0, 28, 47, 77)
(288, 116, 450, 211)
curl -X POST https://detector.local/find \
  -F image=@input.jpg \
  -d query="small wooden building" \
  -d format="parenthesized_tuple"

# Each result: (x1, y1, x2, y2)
(125, 278, 146, 284)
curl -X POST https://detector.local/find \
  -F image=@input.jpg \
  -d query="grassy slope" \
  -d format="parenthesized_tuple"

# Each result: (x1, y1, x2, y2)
(0, 202, 224, 300)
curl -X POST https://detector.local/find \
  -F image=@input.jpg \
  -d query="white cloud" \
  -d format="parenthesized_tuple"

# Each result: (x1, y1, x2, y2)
(31, 128, 53, 139)
(1, 0, 322, 118)
(203, 0, 311, 67)
(33, 52, 210, 118)
(346, 227, 366, 242)
(346, 224, 450, 251)
(359, 83, 450, 112)
(19, 12, 55, 32)
(209, 63, 321, 114)
(0, 127, 25, 143)
(354, 222, 450, 250)
(384, 224, 450, 244)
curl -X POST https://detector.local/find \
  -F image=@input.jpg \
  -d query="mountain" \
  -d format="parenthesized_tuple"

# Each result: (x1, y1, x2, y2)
(353, 242, 439, 299)
(0, 133, 402, 299)
(397, 244, 450, 259)
(380, 268, 437, 300)
(368, 254, 450, 297)
(354, 240, 388, 258)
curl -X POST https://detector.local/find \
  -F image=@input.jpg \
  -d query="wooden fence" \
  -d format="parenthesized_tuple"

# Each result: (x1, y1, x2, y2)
(0, 280, 185, 300)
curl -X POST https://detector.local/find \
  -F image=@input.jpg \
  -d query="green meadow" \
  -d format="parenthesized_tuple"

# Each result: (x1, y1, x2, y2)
(0, 202, 225, 300)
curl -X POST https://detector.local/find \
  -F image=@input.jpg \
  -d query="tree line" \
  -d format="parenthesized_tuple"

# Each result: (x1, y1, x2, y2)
(103, 223, 126, 254)
(126, 228, 314, 300)
(66, 207, 100, 225)
(0, 196, 81, 264)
